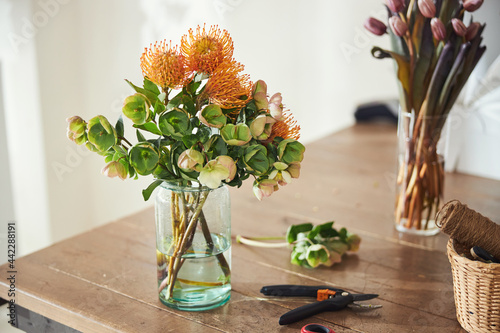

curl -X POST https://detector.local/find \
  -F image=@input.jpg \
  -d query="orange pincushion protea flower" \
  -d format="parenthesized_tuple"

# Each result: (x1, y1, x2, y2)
(203, 60, 252, 110)
(140, 40, 187, 89)
(270, 111, 301, 141)
(181, 25, 234, 74)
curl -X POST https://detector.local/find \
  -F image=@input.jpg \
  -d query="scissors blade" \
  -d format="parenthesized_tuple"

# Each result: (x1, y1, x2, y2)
(352, 293, 379, 302)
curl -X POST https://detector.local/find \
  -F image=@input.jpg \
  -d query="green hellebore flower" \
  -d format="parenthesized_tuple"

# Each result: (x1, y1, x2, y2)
(277, 139, 305, 164)
(129, 142, 159, 176)
(198, 160, 230, 189)
(66, 116, 86, 138)
(252, 80, 269, 110)
(158, 110, 190, 140)
(177, 148, 204, 172)
(252, 178, 278, 201)
(269, 169, 292, 186)
(286, 162, 301, 179)
(346, 234, 361, 252)
(252, 80, 267, 95)
(197, 104, 226, 129)
(101, 160, 127, 180)
(250, 114, 275, 141)
(220, 123, 252, 146)
(306, 244, 342, 268)
(87, 115, 117, 152)
(243, 145, 270, 175)
(122, 93, 151, 125)
(216, 155, 236, 182)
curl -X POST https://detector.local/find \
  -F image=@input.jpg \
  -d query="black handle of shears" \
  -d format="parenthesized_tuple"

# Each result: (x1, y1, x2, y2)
(279, 296, 352, 325)
(260, 285, 342, 297)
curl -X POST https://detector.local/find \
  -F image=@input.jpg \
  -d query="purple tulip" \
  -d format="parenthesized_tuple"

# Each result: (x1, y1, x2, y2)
(431, 18, 446, 41)
(418, 0, 436, 18)
(463, 0, 483, 12)
(364, 17, 387, 36)
(465, 22, 481, 41)
(385, 0, 405, 12)
(389, 16, 408, 37)
(452, 18, 467, 37)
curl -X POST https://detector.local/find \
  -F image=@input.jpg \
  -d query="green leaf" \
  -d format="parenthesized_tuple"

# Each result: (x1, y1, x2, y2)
(182, 134, 199, 148)
(115, 115, 124, 138)
(286, 223, 313, 243)
(136, 129, 146, 142)
(143, 77, 161, 96)
(133, 122, 162, 136)
(186, 77, 203, 95)
(371, 46, 411, 108)
(307, 222, 334, 241)
(125, 79, 158, 105)
(154, 101, 166, 117)
(181, 95, 196, 116)
(142, 180, 163, 201)
(167, 91, 183, 109)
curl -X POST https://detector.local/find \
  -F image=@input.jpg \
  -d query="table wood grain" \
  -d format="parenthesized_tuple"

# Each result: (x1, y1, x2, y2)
(1, 123, 499, 332)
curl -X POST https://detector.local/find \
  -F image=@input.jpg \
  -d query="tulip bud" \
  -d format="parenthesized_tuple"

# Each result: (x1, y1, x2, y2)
(418, 0, 436, 18)
(452, 18, 467, 37)
(431, 18, 447, 41)
(465, 22, 481, 41)
(389, 16, 408, 37)
(364, 17, 387, 36)
(385, 0, 405, 12)
(463, 0, 483, 12)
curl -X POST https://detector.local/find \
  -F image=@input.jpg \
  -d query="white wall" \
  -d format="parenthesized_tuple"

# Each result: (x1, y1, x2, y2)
(5, 0, 495, 255)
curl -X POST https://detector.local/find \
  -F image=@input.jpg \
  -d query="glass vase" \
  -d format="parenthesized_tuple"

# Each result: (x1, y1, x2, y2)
(395, 109, 447, 236)
(155, 182, 231, 311)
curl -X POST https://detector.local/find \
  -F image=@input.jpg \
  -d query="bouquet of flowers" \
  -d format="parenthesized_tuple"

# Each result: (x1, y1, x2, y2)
(66, 25, 305, 302)
(365, 0, 486, 232)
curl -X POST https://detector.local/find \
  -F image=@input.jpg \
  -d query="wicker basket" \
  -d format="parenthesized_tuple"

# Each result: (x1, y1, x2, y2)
(447, 239, 500, 332)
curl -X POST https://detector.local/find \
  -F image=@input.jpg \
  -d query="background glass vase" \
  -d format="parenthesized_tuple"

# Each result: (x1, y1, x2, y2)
(155, 182, 231, 311)
(395, 109, 448, 236)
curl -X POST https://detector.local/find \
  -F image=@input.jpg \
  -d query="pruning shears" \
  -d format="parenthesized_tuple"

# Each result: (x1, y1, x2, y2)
(260, 284, 382, 325)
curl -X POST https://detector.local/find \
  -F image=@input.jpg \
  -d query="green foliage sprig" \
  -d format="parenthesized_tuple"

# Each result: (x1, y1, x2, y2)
(237, 221, 361, 268)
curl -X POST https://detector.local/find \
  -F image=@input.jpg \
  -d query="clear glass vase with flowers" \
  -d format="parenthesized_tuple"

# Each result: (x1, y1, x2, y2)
(365, 0, 486, 235)
(66, 24, 305, 310)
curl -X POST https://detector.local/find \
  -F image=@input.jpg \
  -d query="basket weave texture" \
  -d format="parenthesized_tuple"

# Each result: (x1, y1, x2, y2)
(447, 239, 500, 333)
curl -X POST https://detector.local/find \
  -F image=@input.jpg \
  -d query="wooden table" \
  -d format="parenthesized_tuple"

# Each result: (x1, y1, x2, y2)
(2, 123, 499, 332)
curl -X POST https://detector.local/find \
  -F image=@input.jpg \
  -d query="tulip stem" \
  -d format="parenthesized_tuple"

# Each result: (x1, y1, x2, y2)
(236, 235, 289, 248)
